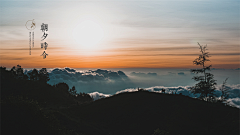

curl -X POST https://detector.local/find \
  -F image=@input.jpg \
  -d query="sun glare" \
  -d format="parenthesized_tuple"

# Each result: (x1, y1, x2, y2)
(72, 20, 104, 50)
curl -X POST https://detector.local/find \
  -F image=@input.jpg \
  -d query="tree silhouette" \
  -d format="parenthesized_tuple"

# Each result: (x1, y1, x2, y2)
(1, 66, 10, 80)
(28, 69, 39, 81)
(10, 65, 28, 80)
(55, 82, 69, 93)
(190, 43, 217, 100)
(219, 78, 230, 103)
(39, 68, 50, 83)
(69, 86, 77, 96)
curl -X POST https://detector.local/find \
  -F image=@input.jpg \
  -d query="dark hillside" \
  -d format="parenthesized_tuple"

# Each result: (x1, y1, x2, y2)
(62, 91, 239, 135)
(1, 67, 239, 135)
(0, 67, 93, 135)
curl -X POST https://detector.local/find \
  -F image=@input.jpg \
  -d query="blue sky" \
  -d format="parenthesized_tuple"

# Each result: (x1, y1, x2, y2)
(0, 0, 239, 68)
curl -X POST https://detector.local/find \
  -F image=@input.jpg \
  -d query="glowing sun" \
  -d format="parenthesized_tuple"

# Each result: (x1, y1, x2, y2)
(72, 20, 104, 50)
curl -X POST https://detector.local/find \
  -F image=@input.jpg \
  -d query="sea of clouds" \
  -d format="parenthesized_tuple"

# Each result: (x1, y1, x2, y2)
(25, 67, 133, 94)
(24, 67, 240, 108)
(89, 85, 240, 108)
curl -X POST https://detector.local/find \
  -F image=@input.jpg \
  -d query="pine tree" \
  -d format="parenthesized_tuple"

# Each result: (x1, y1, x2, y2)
(190, 43, 217, 100)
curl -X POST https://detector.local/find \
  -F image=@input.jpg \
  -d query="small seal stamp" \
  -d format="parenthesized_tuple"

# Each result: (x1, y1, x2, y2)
(25, 19, 36, 30)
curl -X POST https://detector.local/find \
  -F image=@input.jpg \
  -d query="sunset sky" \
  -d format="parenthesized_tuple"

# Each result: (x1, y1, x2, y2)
(0, 0, 239, 69)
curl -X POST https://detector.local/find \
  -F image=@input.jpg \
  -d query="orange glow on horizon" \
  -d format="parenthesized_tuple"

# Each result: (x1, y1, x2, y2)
(1, 53, 239, 69)
(1, 40, 239, 69)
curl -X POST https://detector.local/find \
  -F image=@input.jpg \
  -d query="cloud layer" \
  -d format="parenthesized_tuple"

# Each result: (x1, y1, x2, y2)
(24, 67, 240, 108)
(46, 68, 132, 94)
(89, 85, 240, 108)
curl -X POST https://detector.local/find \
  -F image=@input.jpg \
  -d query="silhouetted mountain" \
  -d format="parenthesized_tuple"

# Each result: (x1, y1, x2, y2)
(1, 66, 239, 135)
(62, 91, 239, 135)
(1, 66, 93, 134)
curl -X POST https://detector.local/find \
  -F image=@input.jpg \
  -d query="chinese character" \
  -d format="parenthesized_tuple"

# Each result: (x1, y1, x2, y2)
(41, 51, 48, 59)
(32, 32, 34, 47)
(41, 32, 48, 41)
(41, 42, 48, 50)
(40, 23, 49, 59)
(29, 32, 31, 55)
(40, 23, 48, 32)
